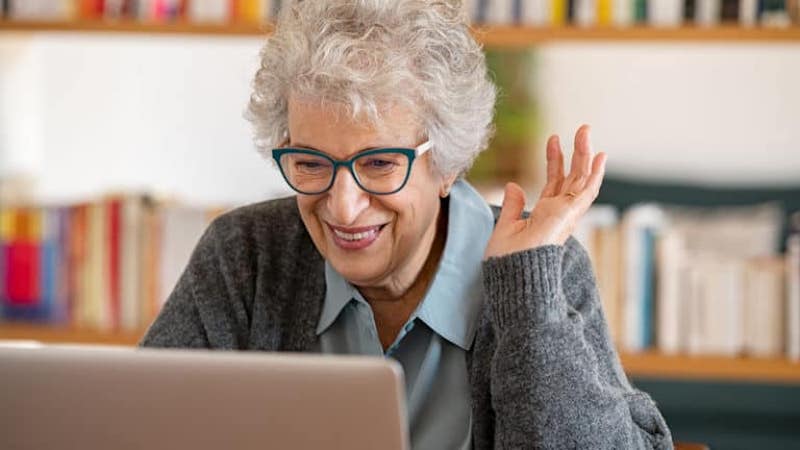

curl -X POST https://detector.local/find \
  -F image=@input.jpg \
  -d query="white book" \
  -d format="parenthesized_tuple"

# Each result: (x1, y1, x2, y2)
(787, 234, 800, 361)
(739, 0, 759, 27)
(649, 0, 684, 27)
(484, 0, 516, 25)
(612, 0, 634, 26)
(696, 0, 722, 26)
(686, 262, 708, 355)
(520, 0, 550, 26)
(120, 196, 143, 331)
(656, 229, 686, 354)
(188, 0, 231, 24)
(8, 0, 69, 20)
(743, 258, 785, 358)
(158, 205, 212, 308)
(574, 0, 596, 27)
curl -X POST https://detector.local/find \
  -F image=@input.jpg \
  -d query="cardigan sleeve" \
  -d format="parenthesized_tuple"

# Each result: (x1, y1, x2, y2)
(139, 214, 253, 350)
(482, 236, 673, 449)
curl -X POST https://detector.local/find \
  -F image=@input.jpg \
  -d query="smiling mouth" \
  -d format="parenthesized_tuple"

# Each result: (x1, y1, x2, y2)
(327, 223, 388, 248)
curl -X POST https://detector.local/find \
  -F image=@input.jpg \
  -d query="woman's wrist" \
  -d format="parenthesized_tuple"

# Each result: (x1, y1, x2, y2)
(482, 244, 568, 331)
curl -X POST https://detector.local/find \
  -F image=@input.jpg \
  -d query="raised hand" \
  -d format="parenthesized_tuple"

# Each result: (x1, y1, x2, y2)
(483, 124, 607, 260)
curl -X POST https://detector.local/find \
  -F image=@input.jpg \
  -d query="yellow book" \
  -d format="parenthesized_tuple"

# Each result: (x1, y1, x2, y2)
(597, 0, 613, 25)
(551, 0, 567, 25)
(0, 207, 17, 241)
(238, 0, 265, 23)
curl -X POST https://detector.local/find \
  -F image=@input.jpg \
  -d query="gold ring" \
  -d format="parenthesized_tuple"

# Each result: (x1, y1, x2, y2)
(565, 191, 578, 198)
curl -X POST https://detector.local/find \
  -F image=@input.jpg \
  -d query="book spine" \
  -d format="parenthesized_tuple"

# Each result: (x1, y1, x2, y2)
(787, 233, 800, 361)
(684, 0, 696, 22)
(597, 0, 614, 25)
(520, 0, 550, 26)
(613, 0, 634, 25)
(721, 0, 740, 21)
(634, 0, 648, 23)
(550, 0, 567, 25)
(740, 0, 760, 25)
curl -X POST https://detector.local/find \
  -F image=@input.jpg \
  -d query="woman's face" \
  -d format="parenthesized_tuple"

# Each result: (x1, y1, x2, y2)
(287, 98, 446, 291)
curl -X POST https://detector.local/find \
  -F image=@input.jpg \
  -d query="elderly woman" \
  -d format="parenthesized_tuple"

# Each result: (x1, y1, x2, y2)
(141, 0, 672, 448)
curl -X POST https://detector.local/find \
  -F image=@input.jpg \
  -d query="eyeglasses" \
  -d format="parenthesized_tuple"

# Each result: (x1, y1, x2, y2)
(272, 140, 432, 195)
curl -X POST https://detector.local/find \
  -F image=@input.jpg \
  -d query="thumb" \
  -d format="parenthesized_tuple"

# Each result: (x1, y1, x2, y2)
(496, 182, 526, 226)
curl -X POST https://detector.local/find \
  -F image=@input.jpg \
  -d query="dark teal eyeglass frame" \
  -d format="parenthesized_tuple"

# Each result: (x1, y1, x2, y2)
(272, 140, 432, 195)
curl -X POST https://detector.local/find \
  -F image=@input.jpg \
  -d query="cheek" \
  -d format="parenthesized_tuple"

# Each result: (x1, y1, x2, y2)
(297, 197, 325, 238)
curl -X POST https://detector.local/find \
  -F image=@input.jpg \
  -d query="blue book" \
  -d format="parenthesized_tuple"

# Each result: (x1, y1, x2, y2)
(640, 228, 656, 349)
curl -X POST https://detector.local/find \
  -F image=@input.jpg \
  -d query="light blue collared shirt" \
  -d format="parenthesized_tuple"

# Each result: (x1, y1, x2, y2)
(311, 180, 494, 450)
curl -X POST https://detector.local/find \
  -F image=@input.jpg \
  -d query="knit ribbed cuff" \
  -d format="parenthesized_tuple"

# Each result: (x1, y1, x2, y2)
(482, 244, 567, 332)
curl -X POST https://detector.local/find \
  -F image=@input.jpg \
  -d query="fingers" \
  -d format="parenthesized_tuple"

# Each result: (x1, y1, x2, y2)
(574, 152, 607, 211)
(540, 135, 565, 198)
(560, 124, 593, 196)
(497, 182, 527, 226)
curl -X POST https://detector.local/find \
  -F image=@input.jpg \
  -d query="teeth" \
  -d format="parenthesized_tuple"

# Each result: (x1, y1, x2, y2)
(333, 228, 377, 241)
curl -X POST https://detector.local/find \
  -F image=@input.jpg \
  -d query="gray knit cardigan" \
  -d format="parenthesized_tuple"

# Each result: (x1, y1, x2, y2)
(140, 196, 673, 449)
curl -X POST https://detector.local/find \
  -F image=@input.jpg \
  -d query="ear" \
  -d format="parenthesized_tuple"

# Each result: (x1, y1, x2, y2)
(439, 174, 458, 198)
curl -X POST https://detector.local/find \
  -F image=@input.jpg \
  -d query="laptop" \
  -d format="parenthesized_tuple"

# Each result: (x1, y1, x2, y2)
(0, 344, 409, 450)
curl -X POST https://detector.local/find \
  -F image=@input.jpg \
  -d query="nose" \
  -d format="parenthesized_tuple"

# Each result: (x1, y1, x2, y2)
(326, 166, 370, 225)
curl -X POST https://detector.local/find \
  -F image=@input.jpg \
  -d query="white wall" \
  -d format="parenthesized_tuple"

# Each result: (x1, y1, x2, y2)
(0, 32, 292, 207)
(1, 33, 799, 208)
(536, 43, 800, 187)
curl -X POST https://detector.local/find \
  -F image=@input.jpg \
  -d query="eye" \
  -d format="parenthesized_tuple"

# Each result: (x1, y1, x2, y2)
(366, 159, 395, 168)
(297, 161, 325, 169)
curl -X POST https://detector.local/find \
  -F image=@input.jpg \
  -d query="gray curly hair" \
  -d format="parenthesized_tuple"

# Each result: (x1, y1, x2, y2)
(246, 0, 497, 178)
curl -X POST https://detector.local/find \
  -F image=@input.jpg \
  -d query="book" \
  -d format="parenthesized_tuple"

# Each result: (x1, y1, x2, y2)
(484, 0, 515, 25)
(720, 0, 740, 21)
(696, 0, 722, 25)
(761, 0, 792, 26)
(633, 0, 648, 23)
(740, 0, 760, 26)
(596, 0, 613, 25)
(613, 0, 634, 26)
(786, 212, 800, 361)
(621, 204, 666, 352)
(743, 257, 785, 357)
(550, 0, 567, 25)
(572, 0, 596, 26)
(7, 0, 71, 20)
(158, 204, 212, 308)
(656, 228, 686, 354)
(649, 0, 684, 26)
(683, 0, 696, 22)
(520, 0, 550, 26)
(187, 0, 230, 23)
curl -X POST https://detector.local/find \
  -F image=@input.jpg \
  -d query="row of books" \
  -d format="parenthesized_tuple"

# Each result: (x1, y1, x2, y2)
(0, 0, 274, 23)
(470, 0, 800, 27)
(0, 195, 222, 331)
(575, 203, 800, 360)
(4, 0, 800, 28)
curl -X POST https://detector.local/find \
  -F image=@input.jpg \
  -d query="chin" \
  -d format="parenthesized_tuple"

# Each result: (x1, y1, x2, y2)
(329, 257, 390, 286)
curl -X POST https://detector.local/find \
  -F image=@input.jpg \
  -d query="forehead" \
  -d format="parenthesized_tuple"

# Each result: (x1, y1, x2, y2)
(286, 96, 422, 156)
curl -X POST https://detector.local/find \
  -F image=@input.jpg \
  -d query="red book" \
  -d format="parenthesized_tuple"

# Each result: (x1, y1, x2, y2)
(5, 208, 41, 307)
(107, 197, 122, 330)
(6, 242, 40, 306)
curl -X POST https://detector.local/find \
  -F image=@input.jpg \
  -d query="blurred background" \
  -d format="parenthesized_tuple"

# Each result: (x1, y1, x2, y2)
(1, 1, 800, 449)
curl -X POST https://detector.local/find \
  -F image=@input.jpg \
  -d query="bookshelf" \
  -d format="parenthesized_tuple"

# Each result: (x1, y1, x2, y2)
(1, 323, 798, 384)
(2, 20, 800, 45)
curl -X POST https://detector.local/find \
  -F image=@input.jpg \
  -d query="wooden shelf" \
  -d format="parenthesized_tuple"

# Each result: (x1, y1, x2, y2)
(0, 323, 145, 346)
(2, 20, 800, 45)
(2, 323, 799, 384)
(620, 351, 800, 384)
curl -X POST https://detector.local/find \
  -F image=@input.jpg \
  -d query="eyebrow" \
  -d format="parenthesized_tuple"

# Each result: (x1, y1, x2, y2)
(289, 142, 387, 159)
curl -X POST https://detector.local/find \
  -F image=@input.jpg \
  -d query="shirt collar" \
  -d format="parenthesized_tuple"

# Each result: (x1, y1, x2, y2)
(315, 179, 495, 350)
